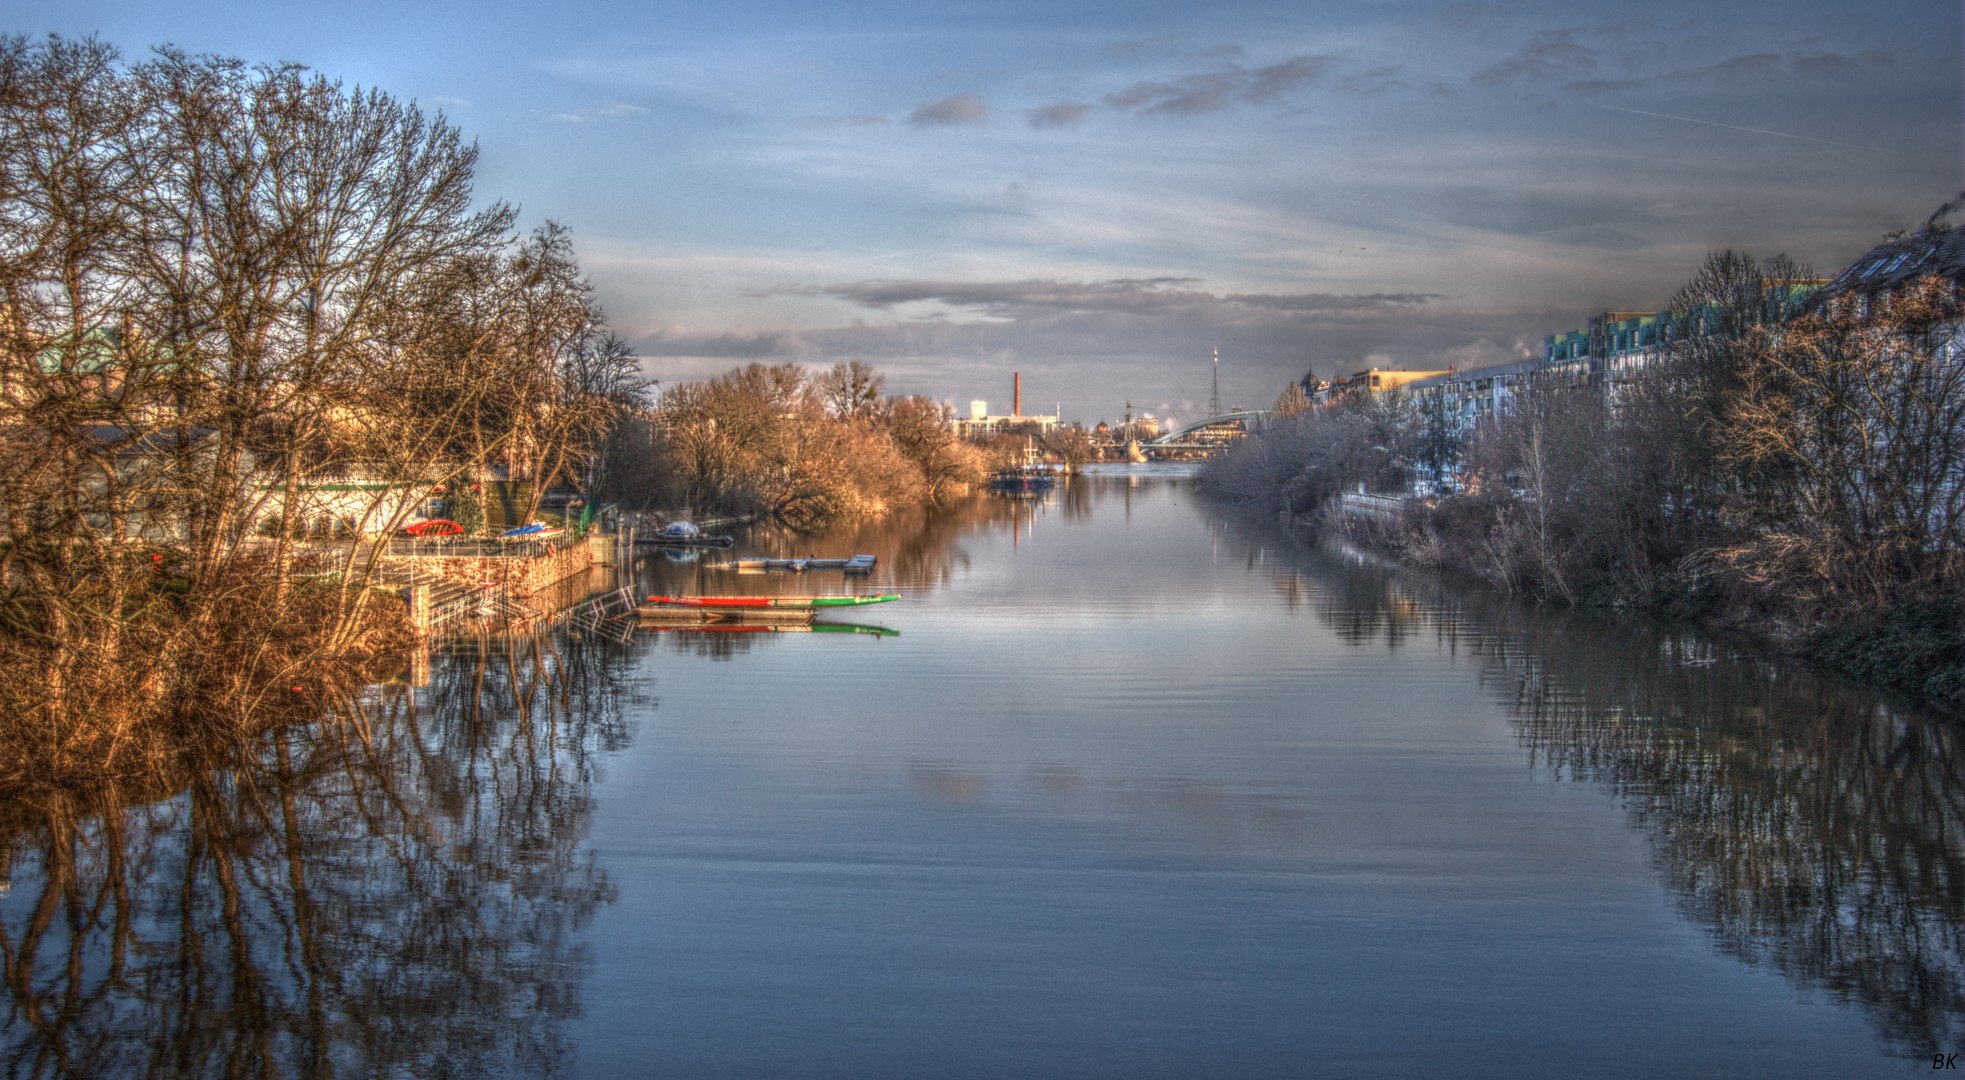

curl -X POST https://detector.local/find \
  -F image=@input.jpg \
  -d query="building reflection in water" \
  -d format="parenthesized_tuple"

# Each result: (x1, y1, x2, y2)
(0, 631, 642, 1079)
(1259, 533, 1965, 1056)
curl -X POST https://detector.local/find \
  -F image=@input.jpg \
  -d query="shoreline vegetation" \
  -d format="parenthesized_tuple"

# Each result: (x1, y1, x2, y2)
(0, 38, 1083, 794)
(596, 359, 1095, 526)
(0, 37, 649, 792)
(1202, 243, 1965, 709)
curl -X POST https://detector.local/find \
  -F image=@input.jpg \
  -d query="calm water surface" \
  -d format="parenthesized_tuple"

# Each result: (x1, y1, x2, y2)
(3, 466, 1960, 1077)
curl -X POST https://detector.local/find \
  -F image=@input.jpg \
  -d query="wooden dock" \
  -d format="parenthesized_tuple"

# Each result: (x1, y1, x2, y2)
(635, 605, 816, 625)
(705, 555, 876, 574)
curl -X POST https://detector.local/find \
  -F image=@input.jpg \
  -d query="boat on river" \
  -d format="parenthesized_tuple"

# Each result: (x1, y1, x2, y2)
(990, 466, 1055, 493)
(644, 594, 898, 611)
(991, 443, 1057, 492)
(637, 521, 736, 547)
(642, 620, 899, 637)
(638, 593, 897, 623)
(706, 555, 876, 574)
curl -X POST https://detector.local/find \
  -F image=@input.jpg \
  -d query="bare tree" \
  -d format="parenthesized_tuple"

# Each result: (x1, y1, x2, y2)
(815, 360, 883, 420)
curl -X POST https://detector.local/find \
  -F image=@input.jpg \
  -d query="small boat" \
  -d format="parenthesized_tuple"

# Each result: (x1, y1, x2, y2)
(641, 620, 899, 637)
(638, 521, 735, 547)
(636, 605, 815, 624)
(644, 594, 899, 611)
(706, 555, 876, 574)
(403, 518, 463, 538)
(991, 442, 1057, 492)
(496, 522, 565, 543)
(990, 466, 1055, 492)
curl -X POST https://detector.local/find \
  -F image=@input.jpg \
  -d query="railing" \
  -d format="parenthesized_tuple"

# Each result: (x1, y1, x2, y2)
(384, 535, 576, 559)
(1338, 492, 1409, 519)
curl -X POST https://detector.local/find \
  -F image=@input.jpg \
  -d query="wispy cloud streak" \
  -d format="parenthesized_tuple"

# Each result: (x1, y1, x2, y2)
(1596, 105, 1876, 150)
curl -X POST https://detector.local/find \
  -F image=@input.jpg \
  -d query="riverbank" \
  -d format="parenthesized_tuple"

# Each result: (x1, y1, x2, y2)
(1312, 494, 1965, 711)
(0, 568, 416, 796)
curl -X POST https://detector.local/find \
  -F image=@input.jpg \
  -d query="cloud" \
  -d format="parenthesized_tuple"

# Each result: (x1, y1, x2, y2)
(1708, 52, 1783, 76)
(1338, 66, 1410, 96)
(1564, 79, 1641, 95)
(1244, 55, 1338, 101)
(547, 101, 647, 123)
(625, 294, 1558, 416)
(430, 95, 470, 108)
(1439, 1, 1523, 31)
(908, 92, 989, 126)
(638, 328, 806, 359)
(1193, 44, 1247, 62)
(1707, 50, 1897, 79)
(847, 114, 890, 126)
(1115, 74, 1240, 115)
(1473, 30, 1596, 85)
(1027, 101, 1094, 129)
(1105, 54, 1339, 115)
(811, 277, 1439, 319)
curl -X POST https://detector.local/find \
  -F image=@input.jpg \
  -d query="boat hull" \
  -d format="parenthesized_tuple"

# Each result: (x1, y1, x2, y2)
(636, 605, 815, 624)
(645, 594, 899, 611)
(707, 555, 876, 574)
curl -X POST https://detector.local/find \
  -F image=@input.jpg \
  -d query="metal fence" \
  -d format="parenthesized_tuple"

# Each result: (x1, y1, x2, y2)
(384, 535, 580, 559)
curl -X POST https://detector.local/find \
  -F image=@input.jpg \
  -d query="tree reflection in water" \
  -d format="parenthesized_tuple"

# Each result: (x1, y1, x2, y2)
(0, 630, 641, 1079)
(1266, 538, 1965, 1056)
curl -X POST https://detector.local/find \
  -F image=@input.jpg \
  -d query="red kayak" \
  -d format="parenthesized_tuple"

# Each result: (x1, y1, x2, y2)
(404, 518, 464, 537)
(645, 594, 898, 610)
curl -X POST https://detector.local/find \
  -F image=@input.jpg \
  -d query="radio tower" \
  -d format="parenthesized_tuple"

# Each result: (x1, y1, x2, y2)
(1210, 347, 1221, 416)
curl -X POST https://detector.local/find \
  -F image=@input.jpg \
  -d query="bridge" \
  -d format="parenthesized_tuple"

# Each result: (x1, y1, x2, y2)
(1145, 410, 1272, 449)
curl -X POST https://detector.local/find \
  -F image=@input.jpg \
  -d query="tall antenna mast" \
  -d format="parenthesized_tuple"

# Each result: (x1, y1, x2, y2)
(1210, 347, 1221, 416)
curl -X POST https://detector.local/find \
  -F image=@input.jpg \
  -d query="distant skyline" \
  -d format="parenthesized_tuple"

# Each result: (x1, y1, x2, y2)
(10, 0, 1961, 423)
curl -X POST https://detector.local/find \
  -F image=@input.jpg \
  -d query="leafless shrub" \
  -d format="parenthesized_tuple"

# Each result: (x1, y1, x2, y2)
(1199, 388, 1422, 515)
(0, 36, 637, 788)
(652, 362, 965, 525)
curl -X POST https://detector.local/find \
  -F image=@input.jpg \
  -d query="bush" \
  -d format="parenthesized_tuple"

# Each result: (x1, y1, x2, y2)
(449, 484, 485, 535)
(1805, 600, 1965, 706)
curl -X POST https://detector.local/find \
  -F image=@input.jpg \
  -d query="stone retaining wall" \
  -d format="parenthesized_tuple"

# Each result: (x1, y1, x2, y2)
(383, 540, 592, 600)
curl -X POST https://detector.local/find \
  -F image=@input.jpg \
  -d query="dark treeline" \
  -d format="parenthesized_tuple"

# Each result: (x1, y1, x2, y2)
(0, 37, 647, 787)
(1253, 532, 1965, 1057)
(1204, 242, 1965, 704)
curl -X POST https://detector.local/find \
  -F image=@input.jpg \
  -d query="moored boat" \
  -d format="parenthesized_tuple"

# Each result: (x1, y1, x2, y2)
(645, 594, 899, 610)
(638, 521, 736, 547)
(989, 466, 1055, 492)
(640, 620, 899, 637)
(990, 442, 1057, 492)
(706, 555, 876, 574)
(403, 518, 464, 538)
(496, 522, 565, 542)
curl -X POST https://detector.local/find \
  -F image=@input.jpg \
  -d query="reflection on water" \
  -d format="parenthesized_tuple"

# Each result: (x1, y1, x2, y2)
(0, 633, 641, 1078)
(5, 468, 1962, 1074)
(1261, 537, 1965, 1055)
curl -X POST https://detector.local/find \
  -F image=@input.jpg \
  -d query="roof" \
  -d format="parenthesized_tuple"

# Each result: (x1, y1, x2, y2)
(1809, 226, 1965, 307)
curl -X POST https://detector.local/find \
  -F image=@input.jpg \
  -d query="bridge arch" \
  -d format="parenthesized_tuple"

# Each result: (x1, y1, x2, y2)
(1146, 410, 1272, 445)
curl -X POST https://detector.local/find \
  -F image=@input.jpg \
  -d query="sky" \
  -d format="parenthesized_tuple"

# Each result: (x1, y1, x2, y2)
(9, 0, 1962, 424)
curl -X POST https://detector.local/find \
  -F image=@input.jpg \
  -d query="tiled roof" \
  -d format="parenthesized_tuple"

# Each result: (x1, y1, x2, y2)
(1809, 227, 1965, 307)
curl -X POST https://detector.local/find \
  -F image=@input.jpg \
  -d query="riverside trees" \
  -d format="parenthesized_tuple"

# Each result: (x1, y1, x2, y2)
(0, 36, 640, 786)
(649, 362, 985, 524)
(1203, 239, 1965, 698)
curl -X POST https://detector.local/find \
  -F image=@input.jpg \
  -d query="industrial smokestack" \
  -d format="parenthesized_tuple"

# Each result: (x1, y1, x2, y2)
(1014, 372, 1021, 417)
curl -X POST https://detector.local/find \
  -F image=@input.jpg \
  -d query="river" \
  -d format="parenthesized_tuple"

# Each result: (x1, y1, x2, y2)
(2, 465, 1960, 1077)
